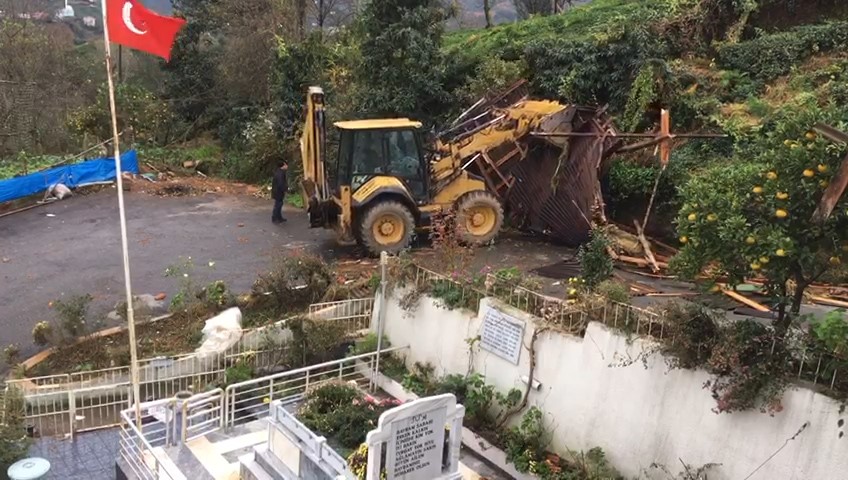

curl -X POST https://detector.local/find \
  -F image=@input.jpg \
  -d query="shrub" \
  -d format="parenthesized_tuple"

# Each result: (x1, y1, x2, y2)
(595, 280, 630, 304)
(224, 360, 255, 386)
(348, 334, 390, 356)
(251, 255, 333, 314)
(705, 320, 788, 414)
(298, 382, 401, 451)
(658, 301, 720, 369)
(718, 21, 848, 83)
(2, 344, 20, 367)
(0, 389, 31, 475)
(578, 228, 614, 288)
(31, 321, 53, 346)
(54, 293, 93, 340)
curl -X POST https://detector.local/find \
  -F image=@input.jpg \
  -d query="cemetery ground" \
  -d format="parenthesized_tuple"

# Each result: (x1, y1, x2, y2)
(0, 185, 571, 371)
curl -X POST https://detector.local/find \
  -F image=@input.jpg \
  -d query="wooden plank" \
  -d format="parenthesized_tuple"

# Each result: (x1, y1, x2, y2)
(809, 295, 848, 309)
(722, 289, 770, 312)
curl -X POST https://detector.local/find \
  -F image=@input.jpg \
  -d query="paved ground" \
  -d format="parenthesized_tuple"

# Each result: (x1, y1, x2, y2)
(28, 428, 119, 479)
(0, 189, 331, 361)
(0, 189, 574, 363)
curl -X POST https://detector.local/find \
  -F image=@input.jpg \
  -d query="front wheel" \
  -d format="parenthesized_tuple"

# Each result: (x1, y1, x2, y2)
(456, 191, 504, 245)
(359, 201, 416, 256)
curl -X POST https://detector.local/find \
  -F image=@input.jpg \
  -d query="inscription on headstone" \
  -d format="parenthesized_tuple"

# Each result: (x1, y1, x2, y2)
(386, 406, 446, 480)
(479, 305, 525, 365)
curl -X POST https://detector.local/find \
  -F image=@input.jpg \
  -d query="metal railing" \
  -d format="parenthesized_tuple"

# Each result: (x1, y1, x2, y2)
(404, 264, 662, 334)
(9, 298, 377, 437)
(181, 388, 224, 443)
(224, 347, 407, 429)
(9, 298, 374, 395)
(308, 297, 374, 332)
(119, 399, 186, 480)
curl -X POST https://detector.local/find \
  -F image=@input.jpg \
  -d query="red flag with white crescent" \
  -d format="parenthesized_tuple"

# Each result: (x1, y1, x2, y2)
(106, 0, 186, 61)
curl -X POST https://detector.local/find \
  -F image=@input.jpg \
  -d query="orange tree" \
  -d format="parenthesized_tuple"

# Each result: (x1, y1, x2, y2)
(671, 104, 848, 333)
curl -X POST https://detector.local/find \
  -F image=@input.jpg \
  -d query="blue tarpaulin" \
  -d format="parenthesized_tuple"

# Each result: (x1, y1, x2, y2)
(0, 150, 139, 203)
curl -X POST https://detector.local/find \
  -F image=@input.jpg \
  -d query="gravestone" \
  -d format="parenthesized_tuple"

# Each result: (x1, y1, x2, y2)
(478, 303, 526, 365)
(365, 394, 465, 480)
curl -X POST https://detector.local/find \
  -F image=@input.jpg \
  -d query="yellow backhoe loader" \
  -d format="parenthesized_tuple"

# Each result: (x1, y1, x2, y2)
(299, 83, 577, 256)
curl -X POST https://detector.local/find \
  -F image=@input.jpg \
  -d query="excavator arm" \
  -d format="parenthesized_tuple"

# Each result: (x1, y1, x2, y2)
(300, 86, 329, 209)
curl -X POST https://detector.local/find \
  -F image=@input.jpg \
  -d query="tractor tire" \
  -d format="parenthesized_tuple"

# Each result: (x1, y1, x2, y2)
(456, 191, 504, 245)
(360, 201, 416, 256)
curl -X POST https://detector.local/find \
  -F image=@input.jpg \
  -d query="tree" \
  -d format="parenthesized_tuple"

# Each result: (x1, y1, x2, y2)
(0, 389, 30, 475)
(354, 0, 452, 125)
(672, 100, 848, 333)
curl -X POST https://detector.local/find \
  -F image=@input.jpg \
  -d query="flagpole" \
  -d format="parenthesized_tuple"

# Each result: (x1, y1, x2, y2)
(100, 0, 143, 430)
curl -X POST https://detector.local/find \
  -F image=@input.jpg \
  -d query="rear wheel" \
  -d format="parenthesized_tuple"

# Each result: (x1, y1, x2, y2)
(360, 201, 416, 256)
(456, 191, 504, 245)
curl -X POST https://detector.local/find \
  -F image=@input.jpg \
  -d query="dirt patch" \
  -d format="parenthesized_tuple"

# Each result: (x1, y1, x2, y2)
(125, 172, 262, 198)
(28, 313, 206, 376)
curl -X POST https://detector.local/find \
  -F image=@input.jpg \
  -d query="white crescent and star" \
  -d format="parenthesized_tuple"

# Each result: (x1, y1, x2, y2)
(122, 2, 147, 35)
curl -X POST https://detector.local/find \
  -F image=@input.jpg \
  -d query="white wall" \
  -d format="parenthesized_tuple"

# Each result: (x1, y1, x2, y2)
(375, 291, 848, 480)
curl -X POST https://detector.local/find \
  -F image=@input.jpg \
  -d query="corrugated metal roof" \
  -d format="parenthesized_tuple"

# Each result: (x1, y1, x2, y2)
(334, 119, 422, 130)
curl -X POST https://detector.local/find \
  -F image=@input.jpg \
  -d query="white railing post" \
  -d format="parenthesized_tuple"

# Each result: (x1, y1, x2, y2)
(68, 389, 76, 440)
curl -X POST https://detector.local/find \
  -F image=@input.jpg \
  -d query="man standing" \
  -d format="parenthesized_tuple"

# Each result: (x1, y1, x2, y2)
(272, 161, 288, 224)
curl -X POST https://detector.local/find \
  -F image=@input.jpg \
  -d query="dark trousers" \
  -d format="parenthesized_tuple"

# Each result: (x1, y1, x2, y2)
(272, 199, 285, 223)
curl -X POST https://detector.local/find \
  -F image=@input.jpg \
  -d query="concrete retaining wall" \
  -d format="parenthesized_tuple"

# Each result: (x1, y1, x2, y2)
(374, 291, 848, 480)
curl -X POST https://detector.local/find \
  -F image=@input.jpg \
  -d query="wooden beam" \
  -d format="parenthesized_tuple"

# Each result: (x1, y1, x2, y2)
(722, 288, 770, 312)
(634, 220, 660, 272)
(809, 295, 848, 309)
(812, 150, 848, 224)
(660, 109, 671, 166)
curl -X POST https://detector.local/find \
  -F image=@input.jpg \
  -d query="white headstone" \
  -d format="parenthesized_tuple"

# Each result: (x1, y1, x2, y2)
(365, 394, 465, 480)
(479, 304, 525, 365)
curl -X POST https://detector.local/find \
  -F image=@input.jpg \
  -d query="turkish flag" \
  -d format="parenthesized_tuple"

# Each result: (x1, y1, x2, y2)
(106, 0, 186, 61)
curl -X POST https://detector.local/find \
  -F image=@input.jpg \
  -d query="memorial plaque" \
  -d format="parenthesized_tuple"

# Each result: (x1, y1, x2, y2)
(479, 305, 525, 364)
(385, 406, 446, 480)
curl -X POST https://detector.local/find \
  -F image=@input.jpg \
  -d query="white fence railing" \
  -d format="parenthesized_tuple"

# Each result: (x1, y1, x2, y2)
(224, 347, 407, 429)
(119, 399, 186, 480)
(8, 297, 376, 438)
(181, 388, 224, 443)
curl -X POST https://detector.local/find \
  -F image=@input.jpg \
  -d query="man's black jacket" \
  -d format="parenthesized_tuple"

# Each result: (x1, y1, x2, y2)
(272, 168, 288, 201)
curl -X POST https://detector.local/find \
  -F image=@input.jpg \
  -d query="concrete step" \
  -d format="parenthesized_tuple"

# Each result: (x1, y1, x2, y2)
(254, 443, 298, 479)
(239, 451, 276, 480)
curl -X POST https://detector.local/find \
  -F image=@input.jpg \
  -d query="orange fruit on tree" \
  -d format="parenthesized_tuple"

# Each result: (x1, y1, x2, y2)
(806, 131, 817, 140)
(766, 171, 778, 180)
(803, 169, 815, 178)
(818, 164, 829, 173)
(752, 186, 764, 194)
(707, 213, 718, 222)
(776, 192, 788, 200)
(750, 262, 761, 271)
(783, 139, 792, 147)
(759, 256, 769, 264)
(830, 257, 842, 266)
(776, 248, 787, 257)
(679, 236, 688, 244)
(688, 213, 697, 222)
(745, 236, 756, 245)
(775, 209, 788, 219)
(820, 180, 830, 188)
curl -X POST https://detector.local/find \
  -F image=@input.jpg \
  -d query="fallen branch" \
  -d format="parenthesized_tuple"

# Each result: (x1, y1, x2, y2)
(634, 220, 660, 273)
(496, 327, 547, 429)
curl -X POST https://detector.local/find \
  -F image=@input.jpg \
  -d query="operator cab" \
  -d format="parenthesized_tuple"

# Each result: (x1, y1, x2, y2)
(334, 119, 429, 203)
